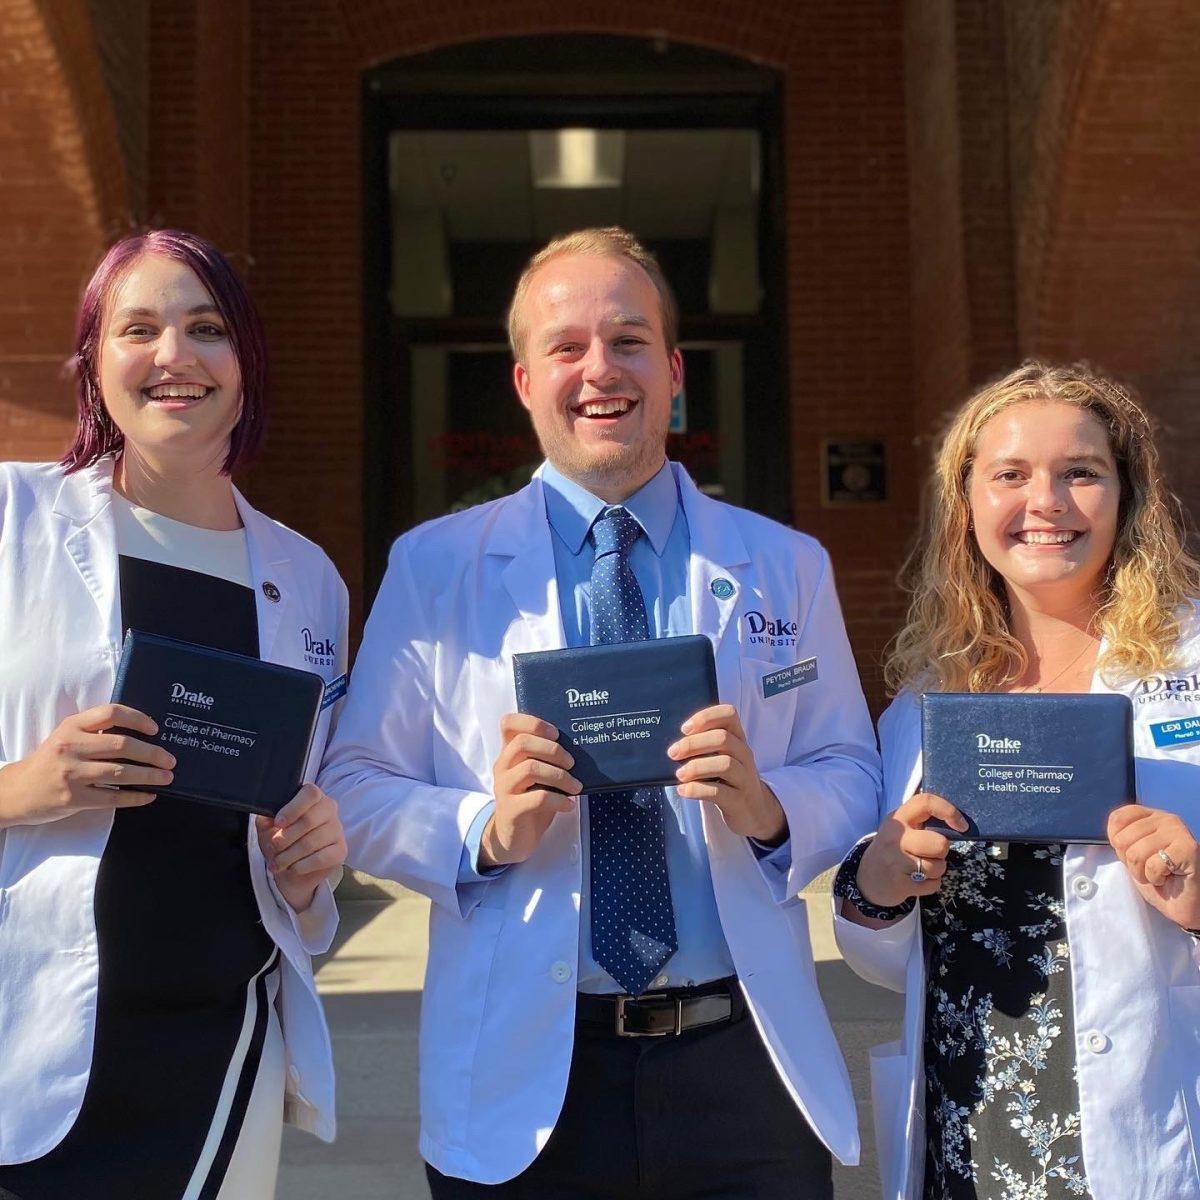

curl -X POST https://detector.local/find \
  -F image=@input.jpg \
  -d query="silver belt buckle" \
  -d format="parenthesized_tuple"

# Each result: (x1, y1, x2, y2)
(615, 992, 683, 1037)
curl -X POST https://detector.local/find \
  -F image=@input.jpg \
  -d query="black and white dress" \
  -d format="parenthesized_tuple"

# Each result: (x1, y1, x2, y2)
(922, 841, 1093, 1200)
(0, 496, 286, 1200)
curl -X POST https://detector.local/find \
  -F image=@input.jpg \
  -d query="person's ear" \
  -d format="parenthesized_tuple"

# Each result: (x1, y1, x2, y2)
(513, 360, 533, 413)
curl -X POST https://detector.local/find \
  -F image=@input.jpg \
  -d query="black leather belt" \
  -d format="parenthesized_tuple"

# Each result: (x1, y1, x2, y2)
(576, 978, 741, 1038)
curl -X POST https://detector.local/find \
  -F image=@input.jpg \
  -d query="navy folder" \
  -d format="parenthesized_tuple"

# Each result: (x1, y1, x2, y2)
(513, 635, 718, 792)
(110, 630, 325, 817)
(921, 692, 1135, 843)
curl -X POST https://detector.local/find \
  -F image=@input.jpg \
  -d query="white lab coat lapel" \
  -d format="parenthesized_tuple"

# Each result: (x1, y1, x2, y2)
(478, 477, 567, 762)
(676, 468, 751, 858)
(488, 475, 567, 656)
(54, 459, 122, 654)
(234, 489, 292, 666)
(51, 463, 294, 669)
(676, 466, 748, 697)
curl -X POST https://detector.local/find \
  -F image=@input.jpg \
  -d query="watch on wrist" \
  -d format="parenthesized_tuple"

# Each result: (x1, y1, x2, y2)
(833, 839, 917, 922)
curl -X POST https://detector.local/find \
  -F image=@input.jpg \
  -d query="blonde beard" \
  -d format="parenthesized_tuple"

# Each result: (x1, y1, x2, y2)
(534, 425, 668, 501)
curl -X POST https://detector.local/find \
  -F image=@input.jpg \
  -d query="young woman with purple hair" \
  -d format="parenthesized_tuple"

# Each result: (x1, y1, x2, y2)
(0, 230, 348, 1198)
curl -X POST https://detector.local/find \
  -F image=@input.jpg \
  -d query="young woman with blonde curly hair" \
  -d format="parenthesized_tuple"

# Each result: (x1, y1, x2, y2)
(833, 361, 1200, 1200)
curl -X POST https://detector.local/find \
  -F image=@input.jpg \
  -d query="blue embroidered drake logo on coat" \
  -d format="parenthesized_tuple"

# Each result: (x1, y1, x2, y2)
(742, 610, 798, 649)
(302, 628, 336, 668)
(1134, 674, 1200, 704)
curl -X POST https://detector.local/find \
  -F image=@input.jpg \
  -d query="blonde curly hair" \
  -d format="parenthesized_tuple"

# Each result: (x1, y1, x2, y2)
(887, 361, 1200, 695)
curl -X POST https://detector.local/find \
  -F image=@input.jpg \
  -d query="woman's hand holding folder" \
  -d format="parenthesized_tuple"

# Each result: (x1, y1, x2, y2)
(1108, 804, 1200, 931)
(854, 791, 969, 913)
(256, 783, 347, 913)
(0, 703, 175, 828)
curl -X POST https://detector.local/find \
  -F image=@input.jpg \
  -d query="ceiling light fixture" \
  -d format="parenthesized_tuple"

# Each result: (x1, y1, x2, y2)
(529, 129, 625, 189)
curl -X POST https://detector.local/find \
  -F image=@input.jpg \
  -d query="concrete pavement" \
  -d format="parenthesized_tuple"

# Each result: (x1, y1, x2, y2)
(277, 876, 901, 1199)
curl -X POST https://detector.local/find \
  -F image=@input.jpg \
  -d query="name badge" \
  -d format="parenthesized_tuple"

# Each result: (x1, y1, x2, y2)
(321, 673, 348, 711)
(761, 657, 818, 699)
(1150, 716, 1200, 749)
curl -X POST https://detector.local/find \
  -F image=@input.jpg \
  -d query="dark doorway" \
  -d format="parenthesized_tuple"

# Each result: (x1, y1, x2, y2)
(363, 35, 789, 597)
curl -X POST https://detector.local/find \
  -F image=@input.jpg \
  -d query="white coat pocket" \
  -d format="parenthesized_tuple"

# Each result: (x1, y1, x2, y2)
(419, 904, 506, 1149)
(737, 656, 800, 770)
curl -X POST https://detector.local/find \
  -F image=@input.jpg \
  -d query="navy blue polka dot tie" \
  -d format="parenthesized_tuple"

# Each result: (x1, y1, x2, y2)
(587, 505, 677, 996)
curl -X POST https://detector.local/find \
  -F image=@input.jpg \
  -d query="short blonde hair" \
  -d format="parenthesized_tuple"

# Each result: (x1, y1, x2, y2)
(506, 226, 679, 363)
(887, 360, 1200, 694)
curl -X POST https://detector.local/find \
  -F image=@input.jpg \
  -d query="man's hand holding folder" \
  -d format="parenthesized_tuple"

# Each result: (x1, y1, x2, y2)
(479, 702, 785, 870)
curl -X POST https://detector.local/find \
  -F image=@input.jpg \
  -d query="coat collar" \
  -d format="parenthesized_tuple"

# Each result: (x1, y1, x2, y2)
(486, 472, 566, 655)
(484, 461, 752, 675)
(233, 488, 292, 663)
(674, 463, 750, 659)
(55, 459, 122, 650)
(52, 457, 295, 663)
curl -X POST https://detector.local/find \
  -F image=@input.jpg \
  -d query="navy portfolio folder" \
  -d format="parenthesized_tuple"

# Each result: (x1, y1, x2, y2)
(921, 692, 1135, 843)
(513, 635, 718, 792)
(110, 630, 325, 816)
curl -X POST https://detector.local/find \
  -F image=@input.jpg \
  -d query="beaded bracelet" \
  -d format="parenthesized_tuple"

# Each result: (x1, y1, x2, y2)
(832, 839, 917, 922)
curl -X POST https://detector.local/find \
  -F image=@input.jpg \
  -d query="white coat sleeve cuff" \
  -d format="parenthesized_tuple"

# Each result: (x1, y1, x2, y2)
(759, 761, 878, 897)
(268, 873, 339, 956)
(830, 893, 917, 993)
(452, 803, 510, 917)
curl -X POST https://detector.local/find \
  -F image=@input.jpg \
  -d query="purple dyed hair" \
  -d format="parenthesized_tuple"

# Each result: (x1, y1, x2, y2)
(61, 229, 267, 475)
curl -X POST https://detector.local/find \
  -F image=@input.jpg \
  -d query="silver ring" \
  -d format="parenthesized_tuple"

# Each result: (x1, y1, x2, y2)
(910, 857, 927, 884)
(1158, 848, 1182, 875)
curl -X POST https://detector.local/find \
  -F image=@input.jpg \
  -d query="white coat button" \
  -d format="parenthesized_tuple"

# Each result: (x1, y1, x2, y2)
(1085, 1030, 1109, 1054)
(1072, 876, 1096, 900)
(551, 961, 572, 983)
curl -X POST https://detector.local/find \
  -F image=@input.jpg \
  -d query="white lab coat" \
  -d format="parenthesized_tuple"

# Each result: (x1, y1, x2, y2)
(0, 458, 347, 1163)
(834, 616, 1200, 1200)
(320, 462, 881, 1184)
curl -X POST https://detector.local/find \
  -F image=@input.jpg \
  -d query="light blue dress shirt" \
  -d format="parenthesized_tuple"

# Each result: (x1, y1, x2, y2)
(461, 459, 790, 993)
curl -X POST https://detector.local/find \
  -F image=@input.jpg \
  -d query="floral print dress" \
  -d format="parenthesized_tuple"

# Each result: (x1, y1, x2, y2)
(921, 841, 1093, 1200)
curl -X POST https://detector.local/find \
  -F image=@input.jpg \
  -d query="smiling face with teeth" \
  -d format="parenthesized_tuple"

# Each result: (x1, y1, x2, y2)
(967, 400, 1121, 609)
(512, 252, 683, 502)
(98, 252, 241, 472)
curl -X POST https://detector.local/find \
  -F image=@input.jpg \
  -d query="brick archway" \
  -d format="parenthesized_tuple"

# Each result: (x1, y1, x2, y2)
(237, 0, 911, 689)
(1028, 1, 1200, 511)
(0, 0, 128, 460)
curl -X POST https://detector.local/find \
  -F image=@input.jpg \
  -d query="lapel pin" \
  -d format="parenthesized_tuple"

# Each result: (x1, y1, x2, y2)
(262, 581, 281, 603)
(710, 578, 735, 600)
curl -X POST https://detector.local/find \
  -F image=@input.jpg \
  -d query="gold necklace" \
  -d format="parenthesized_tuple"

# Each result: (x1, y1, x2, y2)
(1017, 632, 1099, 693)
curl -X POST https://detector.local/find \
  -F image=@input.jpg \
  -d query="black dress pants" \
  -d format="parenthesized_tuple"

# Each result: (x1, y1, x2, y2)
(425, 987, 833, 1200)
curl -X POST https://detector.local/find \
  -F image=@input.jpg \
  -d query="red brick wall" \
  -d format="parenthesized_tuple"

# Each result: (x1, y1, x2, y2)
(1006, 0, 1106, 351)
(904, 1, 971, 446)
(0, 0, 127, 461)
(1029, 0, 1200, 521)
(903, 0, 1200, 637)
(86, 0, 148, 224)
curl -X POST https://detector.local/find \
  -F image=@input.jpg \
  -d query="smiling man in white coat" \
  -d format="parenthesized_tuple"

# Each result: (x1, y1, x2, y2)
(320, 227, 881, 1199)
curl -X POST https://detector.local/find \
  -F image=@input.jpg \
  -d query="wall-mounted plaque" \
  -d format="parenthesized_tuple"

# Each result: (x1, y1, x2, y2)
(822, 439, 887, 506)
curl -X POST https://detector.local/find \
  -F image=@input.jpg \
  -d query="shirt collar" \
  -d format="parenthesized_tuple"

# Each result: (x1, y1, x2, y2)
(540, 459, 679, 557)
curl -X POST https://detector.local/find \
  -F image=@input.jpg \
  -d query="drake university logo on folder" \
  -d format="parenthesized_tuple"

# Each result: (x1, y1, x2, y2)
(514, 635, 718, 792)
(921, 692, 1135, 843)
(111, 630, 325, 816)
